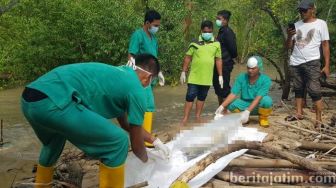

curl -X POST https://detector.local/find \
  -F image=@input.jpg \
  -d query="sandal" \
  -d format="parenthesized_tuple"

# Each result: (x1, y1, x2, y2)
(285, 115, 304, 121)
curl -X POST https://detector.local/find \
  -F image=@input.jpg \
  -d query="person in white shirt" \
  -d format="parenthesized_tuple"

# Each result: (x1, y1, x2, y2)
(286, 0, 330, 129)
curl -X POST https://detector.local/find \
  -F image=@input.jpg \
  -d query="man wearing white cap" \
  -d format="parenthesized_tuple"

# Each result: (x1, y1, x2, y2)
(215, 56, 273, 127)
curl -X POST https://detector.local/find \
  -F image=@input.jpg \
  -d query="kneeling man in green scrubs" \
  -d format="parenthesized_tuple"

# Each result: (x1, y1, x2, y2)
(215, 56, 273, 127)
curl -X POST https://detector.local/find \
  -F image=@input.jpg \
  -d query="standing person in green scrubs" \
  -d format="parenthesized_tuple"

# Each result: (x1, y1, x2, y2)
(215, 56, 273, 127)
(21, 54, 170, 188)
(180, 20, 223, 124)
(128, 9, 164, 145)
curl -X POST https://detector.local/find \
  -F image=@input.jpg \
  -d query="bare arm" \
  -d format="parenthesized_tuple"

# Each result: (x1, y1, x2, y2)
(118, 114, 156, 144)
(129, 126, 148, 162)
(215, 57, 223, 76)
(246, 96, 262, 112)
(117, 114, 130, 132)
(182, 55, 192, 72)
(321, 40, 331, 77)
(221, 93, 237, 111)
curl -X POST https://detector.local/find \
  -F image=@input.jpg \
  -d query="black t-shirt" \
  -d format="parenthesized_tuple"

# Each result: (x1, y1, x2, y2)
(217, 26, 238, 65)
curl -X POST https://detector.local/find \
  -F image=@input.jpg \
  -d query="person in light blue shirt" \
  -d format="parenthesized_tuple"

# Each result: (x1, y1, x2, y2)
(215, 56, 273, 127)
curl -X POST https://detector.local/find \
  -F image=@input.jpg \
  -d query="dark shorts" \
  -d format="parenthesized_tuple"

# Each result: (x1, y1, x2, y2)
(290, 59, 322, 101)
(185, 84, 210, 102)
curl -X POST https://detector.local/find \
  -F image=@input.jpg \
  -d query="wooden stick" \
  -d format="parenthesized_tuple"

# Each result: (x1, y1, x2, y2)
(320, 146, 336, 158)
(170, 141, 336, 186)
(228, 158, 336, 170)
(276, 121, 336, 140)
(298, 140, 336, 151)
(127, 181, 148, 188)
(171, 141, 260, 183)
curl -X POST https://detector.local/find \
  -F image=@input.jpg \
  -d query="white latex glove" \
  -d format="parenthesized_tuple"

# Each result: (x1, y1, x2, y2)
(240, 110, 250, 124)
(146, 149, 167, 161)
(219, 76, 224, 89)
(153, 138, 171, 160)
(180, 71, 186, 85)
(158, 71, 165, 86)
(126, 57, 135, 67)
(215, 105, 224, 115)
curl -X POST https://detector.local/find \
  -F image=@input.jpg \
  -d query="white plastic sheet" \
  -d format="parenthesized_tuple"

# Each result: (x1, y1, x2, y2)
(125, 113, 267, 188)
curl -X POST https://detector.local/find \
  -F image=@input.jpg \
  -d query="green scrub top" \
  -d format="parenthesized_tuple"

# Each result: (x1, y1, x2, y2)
(27, 63, 147, 126)
(128, 28, 158, 58)
(231, 73, 271, 101)
(186, 36, 221, 86)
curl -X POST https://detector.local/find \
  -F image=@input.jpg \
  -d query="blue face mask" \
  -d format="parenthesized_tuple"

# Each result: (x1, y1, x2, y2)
(149, 26, 159, 34)
(216, 19, 222, 27)
(201, 32, 213, 41)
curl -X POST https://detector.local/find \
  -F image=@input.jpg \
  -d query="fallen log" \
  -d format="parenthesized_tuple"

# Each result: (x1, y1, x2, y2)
(228, 158, 336, 171)
(170, 141, 336, 187)
(298, 140, 336, 152)
(246, 149, 277, 159)
(171, 141, 259, 184)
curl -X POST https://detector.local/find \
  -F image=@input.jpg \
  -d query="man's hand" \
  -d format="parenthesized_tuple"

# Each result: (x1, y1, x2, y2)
(215, 105, 224, 115)
(321, 66, 330, 78)
(240, 110, 250, 124)
(158, 71, 165, 86)
(153, 138, 171, 160)
(219, 76, 224, 89)
(180, 72, 186, 85)
(287, 28, 296, 39)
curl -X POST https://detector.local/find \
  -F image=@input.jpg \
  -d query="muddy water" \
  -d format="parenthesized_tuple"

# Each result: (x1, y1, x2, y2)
(0, 64, 281, 187)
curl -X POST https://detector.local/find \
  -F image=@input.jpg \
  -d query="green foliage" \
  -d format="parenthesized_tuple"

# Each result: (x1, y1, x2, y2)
(0, 0, 335, 88)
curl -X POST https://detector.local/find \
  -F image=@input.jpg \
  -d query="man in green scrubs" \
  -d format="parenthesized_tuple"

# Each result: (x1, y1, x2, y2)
(128, 9, 164, 145)
(21, 54, 170, 188)
(215, 56, 273, 127)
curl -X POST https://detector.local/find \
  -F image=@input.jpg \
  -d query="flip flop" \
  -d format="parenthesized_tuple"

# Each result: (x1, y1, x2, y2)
(285, 115, 304, 121)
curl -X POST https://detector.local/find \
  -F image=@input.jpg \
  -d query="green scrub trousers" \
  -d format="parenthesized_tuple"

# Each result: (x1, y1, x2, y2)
(21, 98, 129, 167)
(228, 96, 273, 115)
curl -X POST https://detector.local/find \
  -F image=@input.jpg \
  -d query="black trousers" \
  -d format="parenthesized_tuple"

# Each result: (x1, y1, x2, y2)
(213, 64, 233, 98)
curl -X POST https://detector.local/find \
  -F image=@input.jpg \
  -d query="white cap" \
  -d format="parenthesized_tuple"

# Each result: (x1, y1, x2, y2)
(247, 57, 258, 68)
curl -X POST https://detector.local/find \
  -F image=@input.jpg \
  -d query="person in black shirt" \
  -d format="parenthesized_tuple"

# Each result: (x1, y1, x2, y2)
(213, 10, 238, 105)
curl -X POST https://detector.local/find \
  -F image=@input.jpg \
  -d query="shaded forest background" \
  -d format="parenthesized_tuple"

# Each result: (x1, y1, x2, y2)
(0, 0, 335, 98)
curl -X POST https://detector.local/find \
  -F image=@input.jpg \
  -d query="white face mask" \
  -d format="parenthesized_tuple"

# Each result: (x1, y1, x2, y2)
(149, 26, 159, 34)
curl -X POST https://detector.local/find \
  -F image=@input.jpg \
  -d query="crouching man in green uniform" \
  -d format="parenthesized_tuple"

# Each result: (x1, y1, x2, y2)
(215, 56, 273, 127)
(21, 54, 170, 188)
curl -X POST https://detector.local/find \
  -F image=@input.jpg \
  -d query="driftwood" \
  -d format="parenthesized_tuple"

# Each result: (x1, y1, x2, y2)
(298, 140, 336, 152)
(171, 141, 259, 183)
(170, 141, 336, 186)
(127, 181, 148, 188)
(228, 158, 336, 171)
(276, 121, 336, 140)
(246, 149, 277, 159)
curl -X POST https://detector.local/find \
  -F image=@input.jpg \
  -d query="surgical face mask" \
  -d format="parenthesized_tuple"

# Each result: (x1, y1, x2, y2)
(149, 26, 159, 34)
(216, 19, 222, 27)
(201, 32, 213, 41)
